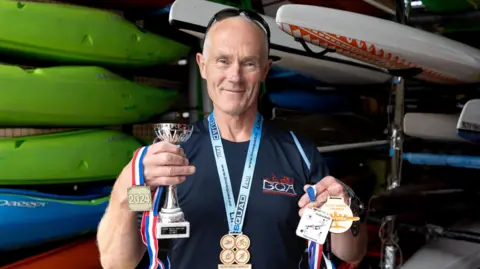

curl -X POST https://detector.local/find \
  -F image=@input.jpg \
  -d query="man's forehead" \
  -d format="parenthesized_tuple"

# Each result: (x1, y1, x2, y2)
(208, 16, 265, 39)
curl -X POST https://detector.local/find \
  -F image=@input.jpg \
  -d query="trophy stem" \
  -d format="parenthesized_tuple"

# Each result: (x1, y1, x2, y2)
(159, 185, 185, 223)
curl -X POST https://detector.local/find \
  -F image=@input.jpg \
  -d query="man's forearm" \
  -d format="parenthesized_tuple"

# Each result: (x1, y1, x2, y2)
(331, 222, 368, 263)
(97, 164, 146, 269)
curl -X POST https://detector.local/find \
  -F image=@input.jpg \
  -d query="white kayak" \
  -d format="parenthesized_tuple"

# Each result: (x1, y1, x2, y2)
(275, 4, 480, 84)
(457, 99, 480, 142)
(168, 0, 392, 85)
(402, 220, 480, 269)
(404, 113, 468, 143)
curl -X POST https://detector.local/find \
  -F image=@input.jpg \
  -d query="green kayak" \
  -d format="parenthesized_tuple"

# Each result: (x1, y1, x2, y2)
(0, 65, 178, 127)
(0, 129, 142, 185)
(0, 0, 190, 67)
(421, 0, 479, 13)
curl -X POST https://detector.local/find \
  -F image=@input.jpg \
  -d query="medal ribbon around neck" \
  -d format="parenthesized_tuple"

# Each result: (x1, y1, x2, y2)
(132, 146, 166, 269)
(208, 112, 263, 233)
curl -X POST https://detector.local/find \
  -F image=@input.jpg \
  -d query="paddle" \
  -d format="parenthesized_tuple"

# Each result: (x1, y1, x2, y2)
(457, 99, 480, 143)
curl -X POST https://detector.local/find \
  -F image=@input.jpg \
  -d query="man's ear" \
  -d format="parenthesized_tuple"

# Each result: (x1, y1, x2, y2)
(196, 52, 207, 79)
(262, 59, 273, 81)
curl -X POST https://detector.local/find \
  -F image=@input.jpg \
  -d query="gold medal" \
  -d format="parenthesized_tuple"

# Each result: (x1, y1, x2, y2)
(319, 196, 360, 233)
(127, 185, 152, 212)
(219, 233, 252, 269)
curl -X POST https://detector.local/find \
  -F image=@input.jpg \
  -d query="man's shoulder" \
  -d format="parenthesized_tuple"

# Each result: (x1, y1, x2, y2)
(264, 119, 317, 152)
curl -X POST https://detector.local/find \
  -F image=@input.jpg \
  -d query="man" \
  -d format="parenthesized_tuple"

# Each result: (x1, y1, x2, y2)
(97, 8, 367, 269)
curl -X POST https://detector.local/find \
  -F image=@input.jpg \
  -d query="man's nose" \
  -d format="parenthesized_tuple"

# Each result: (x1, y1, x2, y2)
(226, 63, 241, 83)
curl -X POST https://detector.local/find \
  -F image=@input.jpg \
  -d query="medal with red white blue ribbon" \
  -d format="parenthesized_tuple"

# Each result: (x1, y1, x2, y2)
(129, 146, 166, 269)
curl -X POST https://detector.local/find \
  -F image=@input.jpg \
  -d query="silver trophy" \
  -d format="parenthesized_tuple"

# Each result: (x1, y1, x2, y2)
(154, 123, 194, 239)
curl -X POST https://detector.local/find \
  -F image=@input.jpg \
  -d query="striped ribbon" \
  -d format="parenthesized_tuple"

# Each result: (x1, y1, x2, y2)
(308, 240, 335, 269)
(132, 146, 165, 269)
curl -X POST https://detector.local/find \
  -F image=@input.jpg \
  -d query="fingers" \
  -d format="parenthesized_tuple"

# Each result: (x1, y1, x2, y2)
(144, 152, 188, 167)
(298, 184, 313, 207)
(148, 141, 185, 156)
(298, 176, 346, 215)
(145, 165, 196, 179)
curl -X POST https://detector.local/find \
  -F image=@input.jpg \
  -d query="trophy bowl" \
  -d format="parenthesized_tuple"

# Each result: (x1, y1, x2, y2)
(153, 123, 193, 145)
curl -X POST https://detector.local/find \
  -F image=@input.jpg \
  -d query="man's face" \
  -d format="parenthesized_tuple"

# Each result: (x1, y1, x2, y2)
(196, 17, 271, 116)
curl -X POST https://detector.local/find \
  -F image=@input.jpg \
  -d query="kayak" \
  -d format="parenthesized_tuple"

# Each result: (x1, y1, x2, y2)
(0, 65, 179, 127)
(0, 129, 142, 185)
(0, 236, 101, 269)
(62, 0, 173, 9)
(402, 220, 480, 269)
(0, 188, 110, 251)
(457, 99, 480, 143)
(0, 0, 189, 67)
(287, 0, 395, 17)
(267, 89, 354, 113)
(276, 4, 480, 84)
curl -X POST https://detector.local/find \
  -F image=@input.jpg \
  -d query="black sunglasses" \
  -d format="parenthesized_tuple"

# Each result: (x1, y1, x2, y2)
(204, 8, 271, 53)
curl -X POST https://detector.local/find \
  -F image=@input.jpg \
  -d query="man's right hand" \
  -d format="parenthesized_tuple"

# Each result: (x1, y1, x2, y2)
(142, 141, 196, 187)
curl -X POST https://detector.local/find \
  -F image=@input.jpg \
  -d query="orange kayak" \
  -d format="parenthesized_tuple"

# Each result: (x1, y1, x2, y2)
(0, 237, 102, 269)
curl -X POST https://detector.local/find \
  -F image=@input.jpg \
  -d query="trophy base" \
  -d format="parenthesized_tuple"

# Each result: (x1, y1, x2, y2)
(218, 265, 252, 269)
(157, 221, 190, 239)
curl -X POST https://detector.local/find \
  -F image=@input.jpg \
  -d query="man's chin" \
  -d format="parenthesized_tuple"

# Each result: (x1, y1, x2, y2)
(216, 105, 246, 117)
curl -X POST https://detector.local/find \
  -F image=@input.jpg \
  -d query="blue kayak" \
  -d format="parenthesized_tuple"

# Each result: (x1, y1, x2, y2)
(0, 186, 111, 251)
(267, 89, 353, 113)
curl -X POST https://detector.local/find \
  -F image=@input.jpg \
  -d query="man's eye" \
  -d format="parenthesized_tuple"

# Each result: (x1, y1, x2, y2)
(218, 59, 228, 64)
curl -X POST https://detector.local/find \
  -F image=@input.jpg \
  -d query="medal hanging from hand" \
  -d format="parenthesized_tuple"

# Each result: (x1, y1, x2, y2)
(209, 112, 263, 269)
(129, 146, 166, 269)
(297, 183, 358, 269)
(320, 196, 359, 233)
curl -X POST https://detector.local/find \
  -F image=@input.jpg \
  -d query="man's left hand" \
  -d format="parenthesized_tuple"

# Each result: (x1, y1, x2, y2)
(298, 176, 349, 217)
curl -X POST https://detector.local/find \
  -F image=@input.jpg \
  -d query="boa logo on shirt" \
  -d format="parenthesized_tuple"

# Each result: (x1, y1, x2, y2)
(262, 174, 297, 197)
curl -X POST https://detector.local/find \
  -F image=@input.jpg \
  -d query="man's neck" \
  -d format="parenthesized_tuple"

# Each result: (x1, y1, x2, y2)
(213, 108, 258, 142)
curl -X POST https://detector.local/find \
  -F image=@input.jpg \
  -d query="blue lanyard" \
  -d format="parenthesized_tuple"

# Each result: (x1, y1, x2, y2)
(208, 112, 263, 233)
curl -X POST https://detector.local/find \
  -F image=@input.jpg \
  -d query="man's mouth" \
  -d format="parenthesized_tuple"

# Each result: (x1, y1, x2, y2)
(224, 89, 245, 93)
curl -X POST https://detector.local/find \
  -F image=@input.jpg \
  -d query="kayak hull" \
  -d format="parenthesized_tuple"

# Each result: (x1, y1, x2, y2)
(0, 129, 142, 185)
(267, 90, 354, 113)
(0, 65, 178, 127)
(0, 1, 189, 67)
(0, 190, 110, 251)
(275, 4, 480, 84)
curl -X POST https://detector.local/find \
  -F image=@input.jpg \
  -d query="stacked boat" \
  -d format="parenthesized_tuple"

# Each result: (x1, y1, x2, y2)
(0, 0, 188, 267)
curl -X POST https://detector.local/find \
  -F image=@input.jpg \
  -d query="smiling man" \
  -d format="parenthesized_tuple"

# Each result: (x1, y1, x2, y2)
(96, 8, 367, 269)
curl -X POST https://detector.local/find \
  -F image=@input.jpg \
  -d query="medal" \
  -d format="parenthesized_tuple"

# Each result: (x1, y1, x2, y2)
(209, 112, 263, 269)
(319, 196, 360, 233)
(296, 207, 333, 245)
(219, 233, 252, 269)
(127, 185, 153, 212)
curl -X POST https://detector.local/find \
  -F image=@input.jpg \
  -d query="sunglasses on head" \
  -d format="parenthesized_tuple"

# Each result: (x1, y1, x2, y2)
(204, 8, 271, 53)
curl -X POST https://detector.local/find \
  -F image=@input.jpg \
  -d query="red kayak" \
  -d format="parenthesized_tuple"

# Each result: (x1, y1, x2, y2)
(288, 0, 395, 17)
(0, 237, 102, 269)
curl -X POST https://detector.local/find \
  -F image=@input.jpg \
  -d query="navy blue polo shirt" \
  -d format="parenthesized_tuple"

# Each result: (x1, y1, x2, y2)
(137, 118, 330, 269)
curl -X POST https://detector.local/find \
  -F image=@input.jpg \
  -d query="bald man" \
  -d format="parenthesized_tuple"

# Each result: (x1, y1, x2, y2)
(96, 9, 367, 269)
